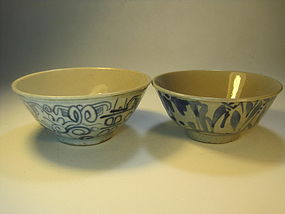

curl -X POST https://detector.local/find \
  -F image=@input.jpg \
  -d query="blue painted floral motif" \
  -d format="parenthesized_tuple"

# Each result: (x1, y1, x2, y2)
(158, 91, 275, 133)
(24, 95, 142, 140)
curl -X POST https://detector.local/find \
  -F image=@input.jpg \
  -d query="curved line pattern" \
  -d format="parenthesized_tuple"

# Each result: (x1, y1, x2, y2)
(24, 95, 141, 140)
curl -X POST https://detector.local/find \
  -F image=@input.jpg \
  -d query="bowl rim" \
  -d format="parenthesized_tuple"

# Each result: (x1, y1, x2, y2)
(11, 67, 151, 100)
(152, 70, 283, 102)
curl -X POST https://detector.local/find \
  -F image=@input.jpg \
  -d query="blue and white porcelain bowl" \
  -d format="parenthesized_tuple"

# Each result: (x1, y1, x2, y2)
(12, 67, 151, 146)
(152, 70, 283, 143)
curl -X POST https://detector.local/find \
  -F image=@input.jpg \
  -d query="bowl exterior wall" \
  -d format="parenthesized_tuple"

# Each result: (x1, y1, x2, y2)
(157, 90, 275, 136)
(19, 90, 145, 144)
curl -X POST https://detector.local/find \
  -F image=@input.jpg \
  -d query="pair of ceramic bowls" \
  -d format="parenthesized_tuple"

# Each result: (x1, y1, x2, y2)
(12, 67, 283, 145)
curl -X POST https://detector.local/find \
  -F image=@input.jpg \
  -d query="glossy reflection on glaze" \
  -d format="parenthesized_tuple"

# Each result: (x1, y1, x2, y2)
(153, 70, 282, 99)
(153, 70, 282, 143)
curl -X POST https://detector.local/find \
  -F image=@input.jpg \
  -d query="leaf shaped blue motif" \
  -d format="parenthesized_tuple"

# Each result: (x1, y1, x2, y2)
(188, 101, 200, 117)
(248, 102, 262, 120)
(171, 97, 188, 115)
(158, 92, 174, 113)
(181, 101, 211, 132)
(230, 110, 241, 130)
(220, 111, 230, 128)
(212, 105, 227, 128)
(197, 103, 209, 132)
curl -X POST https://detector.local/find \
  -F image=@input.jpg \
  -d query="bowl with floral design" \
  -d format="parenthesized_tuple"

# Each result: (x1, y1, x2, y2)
(152, 70, 282, 143)
(12, 67, 151, 146)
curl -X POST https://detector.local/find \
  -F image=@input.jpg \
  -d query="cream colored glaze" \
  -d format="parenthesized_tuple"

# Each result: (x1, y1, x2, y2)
(88, 84, 108, 95)
(153, 70, 283, 100)
(11, 67, 151, 146)
(12, 67, 151, 98)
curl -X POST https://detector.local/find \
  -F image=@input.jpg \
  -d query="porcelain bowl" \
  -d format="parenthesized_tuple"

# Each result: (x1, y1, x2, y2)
(12, 67, 151, 146)
(152, 70, 283, 143)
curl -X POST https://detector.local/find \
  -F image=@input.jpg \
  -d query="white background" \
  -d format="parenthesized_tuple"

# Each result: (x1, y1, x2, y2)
(1, 1, 285, 213)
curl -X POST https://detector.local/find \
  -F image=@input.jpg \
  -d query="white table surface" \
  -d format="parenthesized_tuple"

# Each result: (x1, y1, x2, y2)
(0, 84, 284, 214)
(1, 1, 285, 213)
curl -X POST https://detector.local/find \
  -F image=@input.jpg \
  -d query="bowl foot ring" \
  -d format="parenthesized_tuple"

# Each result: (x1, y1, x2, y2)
(186, 130, 240, 144)
(56, 133, 113, 146)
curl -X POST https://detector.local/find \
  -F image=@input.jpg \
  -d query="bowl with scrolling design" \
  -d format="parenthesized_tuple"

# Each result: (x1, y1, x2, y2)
(152, 70, 283, 144)
(12, 67, 151, 146)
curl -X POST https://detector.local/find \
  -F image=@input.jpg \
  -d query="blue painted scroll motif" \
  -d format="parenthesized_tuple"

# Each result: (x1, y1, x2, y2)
(23, 95, 141, 140)
(158, 91, 274, 133)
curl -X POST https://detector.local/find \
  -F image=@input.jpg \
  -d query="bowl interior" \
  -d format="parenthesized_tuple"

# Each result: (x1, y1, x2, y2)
(13, 68, 150, 97)
(153, 70, 282, 99)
